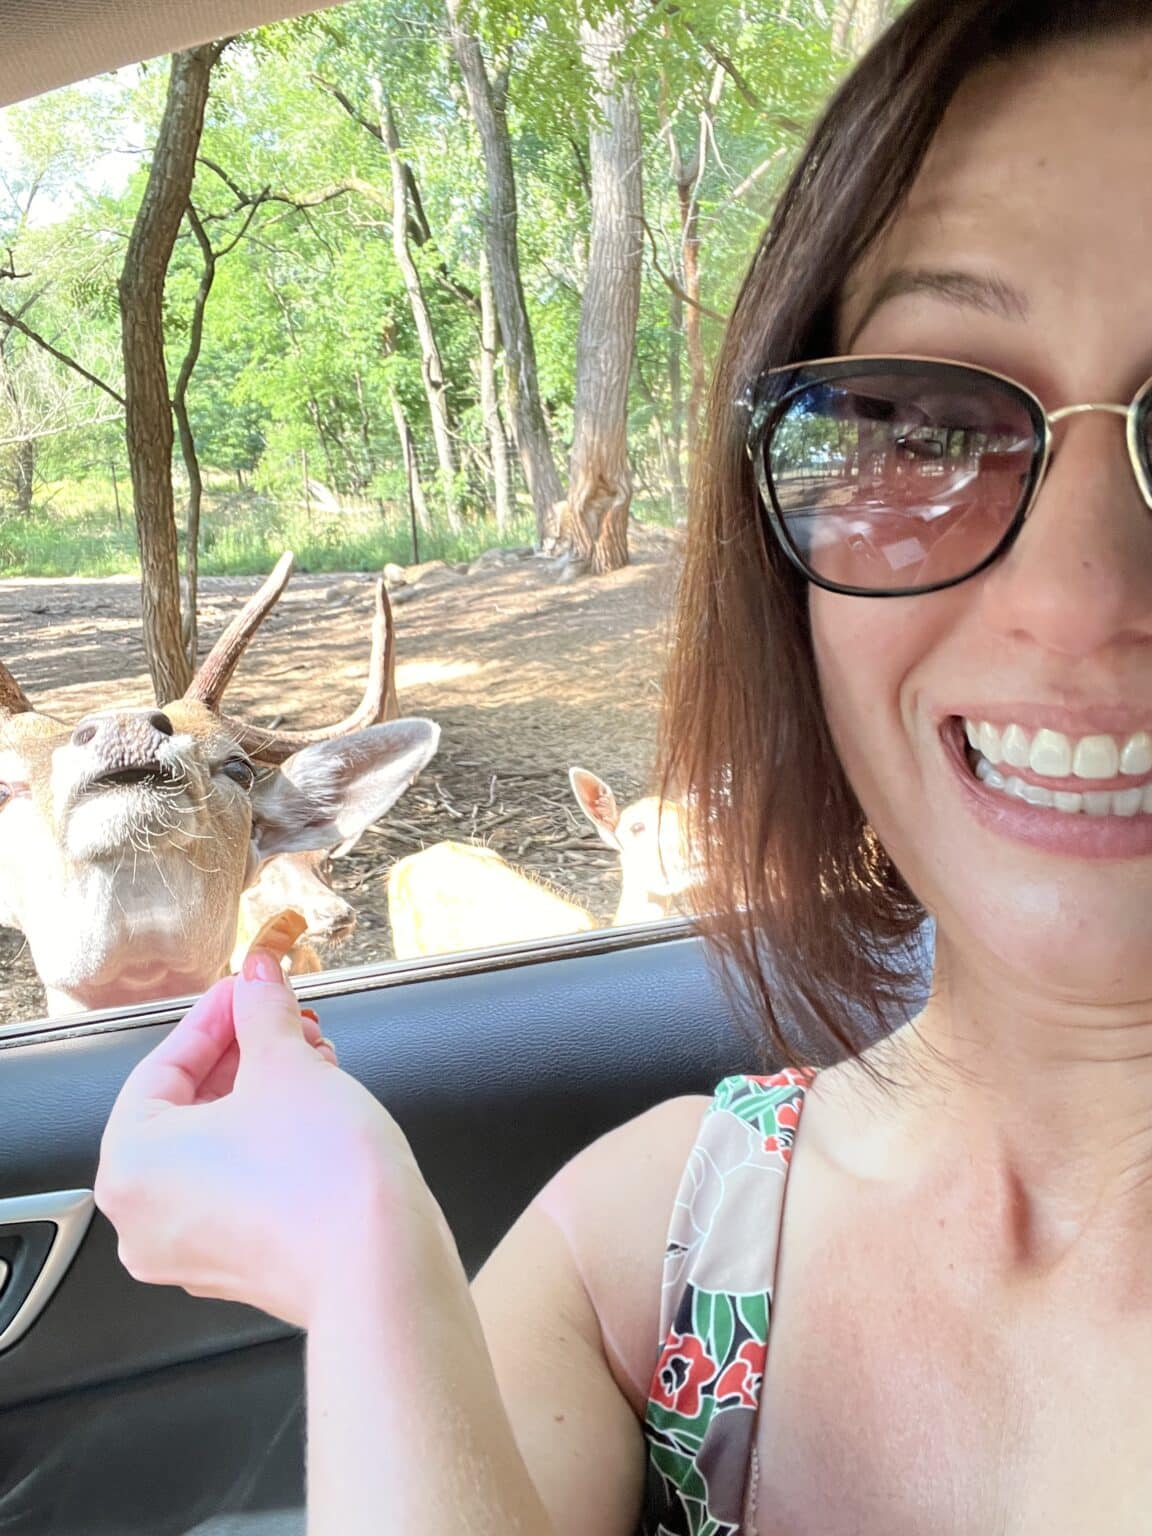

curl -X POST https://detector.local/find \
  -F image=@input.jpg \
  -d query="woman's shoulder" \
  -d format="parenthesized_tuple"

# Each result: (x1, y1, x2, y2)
(535, 1073, 813, 1413)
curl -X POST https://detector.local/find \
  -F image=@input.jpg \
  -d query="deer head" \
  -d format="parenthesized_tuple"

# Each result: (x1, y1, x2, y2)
(568, 767, 699, 925)
(0, 554, 438, 1016)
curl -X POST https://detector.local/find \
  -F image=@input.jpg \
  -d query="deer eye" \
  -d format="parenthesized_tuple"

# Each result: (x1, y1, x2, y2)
(220, 758, 256, 791)
(0, 784, 10, 811)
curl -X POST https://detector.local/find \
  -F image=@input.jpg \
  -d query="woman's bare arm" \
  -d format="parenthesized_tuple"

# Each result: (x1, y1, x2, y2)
(97, 960, 707, 1536)
(470, 1096, 711, 1536)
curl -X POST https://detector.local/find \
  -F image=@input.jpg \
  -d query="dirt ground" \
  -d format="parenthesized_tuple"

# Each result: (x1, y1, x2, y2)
(0, 523, 682, 1025)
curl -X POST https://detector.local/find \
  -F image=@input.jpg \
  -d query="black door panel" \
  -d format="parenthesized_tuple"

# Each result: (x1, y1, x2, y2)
(0, 932, 756, 1534)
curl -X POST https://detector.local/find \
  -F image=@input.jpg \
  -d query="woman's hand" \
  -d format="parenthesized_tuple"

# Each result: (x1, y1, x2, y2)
(95, 950, 439, 1329)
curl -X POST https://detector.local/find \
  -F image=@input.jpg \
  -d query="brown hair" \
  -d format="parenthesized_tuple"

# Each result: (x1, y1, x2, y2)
(661, 0, 1152, 1069)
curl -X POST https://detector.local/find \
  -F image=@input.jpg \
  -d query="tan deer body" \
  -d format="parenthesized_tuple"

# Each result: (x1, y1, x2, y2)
(388, 840, 595, 959)
(0, 555, 438, 1016)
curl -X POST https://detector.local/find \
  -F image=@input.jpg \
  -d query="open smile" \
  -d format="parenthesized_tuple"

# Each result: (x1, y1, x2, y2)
(944, 716, 1152, 857)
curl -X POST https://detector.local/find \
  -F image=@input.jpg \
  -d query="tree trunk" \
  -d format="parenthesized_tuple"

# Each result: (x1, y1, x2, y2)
(566, 14, 643, 576)
(13, 436, 34, 516)
(380, 96, 460, 532)
(445, 7, 566, 548)
(391, 394, 431, 535)
(0, 328, 35, 516)
(173, 205, 217, 669)
(478, 252, 512, 532)
(119, 45, 220, 702)
(833, 0, 895, 56)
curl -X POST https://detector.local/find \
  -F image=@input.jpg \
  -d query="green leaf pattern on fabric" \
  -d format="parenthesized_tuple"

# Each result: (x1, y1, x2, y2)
(638, 1070, 814, 1536)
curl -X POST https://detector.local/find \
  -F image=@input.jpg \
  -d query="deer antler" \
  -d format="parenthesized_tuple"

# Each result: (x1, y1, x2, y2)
(184, 551, 296, 708)
(227, 576, 395, 763)
(0, 660, 34, 717)
(187, 560, 396, 765)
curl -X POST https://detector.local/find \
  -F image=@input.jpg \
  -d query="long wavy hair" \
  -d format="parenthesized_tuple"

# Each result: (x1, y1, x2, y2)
(660, 0, 1150, 1068)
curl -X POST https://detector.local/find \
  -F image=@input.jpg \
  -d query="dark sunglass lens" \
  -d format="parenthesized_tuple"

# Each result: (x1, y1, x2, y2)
(765, 365, 1038, 592)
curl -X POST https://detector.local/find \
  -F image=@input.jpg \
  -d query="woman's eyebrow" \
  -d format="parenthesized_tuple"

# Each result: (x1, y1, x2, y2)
(847, 267, 1030, 345)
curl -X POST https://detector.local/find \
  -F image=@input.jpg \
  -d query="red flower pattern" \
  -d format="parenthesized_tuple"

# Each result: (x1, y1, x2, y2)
(651, 1329, 719, 1420)
(712, 1339, 766, 1409)
(762, 1096, 802, 1162)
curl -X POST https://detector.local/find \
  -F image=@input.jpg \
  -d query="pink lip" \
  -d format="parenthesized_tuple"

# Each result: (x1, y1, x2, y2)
(941, 722, 1152, 860)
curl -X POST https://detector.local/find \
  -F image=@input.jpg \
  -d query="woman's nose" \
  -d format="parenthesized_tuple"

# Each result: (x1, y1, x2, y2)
(977, 413, 1152, 659)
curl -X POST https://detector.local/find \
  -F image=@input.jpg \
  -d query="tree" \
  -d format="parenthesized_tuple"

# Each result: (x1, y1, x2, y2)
(119, 43, 226, 701)
(565, 12, 643, 575)
(445, 0, 567, 548)
(833, 0, 897, 57)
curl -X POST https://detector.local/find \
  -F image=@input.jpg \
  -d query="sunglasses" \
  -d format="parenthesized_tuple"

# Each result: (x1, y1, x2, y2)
(744, 356, 1152, 598)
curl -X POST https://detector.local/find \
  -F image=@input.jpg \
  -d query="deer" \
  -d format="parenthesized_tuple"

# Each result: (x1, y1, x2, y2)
(0, 552, 438, 1016)
(567, 767, 699, 925)
(387, 839, 595, 959)
(231, 848, 356, 976)
(386, 771, 700, 961)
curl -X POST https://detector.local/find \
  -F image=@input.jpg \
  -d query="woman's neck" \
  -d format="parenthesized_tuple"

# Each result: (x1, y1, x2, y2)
(884, 947, 1152, 1288)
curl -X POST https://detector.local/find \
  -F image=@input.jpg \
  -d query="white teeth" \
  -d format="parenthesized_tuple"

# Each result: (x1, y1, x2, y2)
(1121, 732, 1152, 776)
(970, 755, 1152, 818)
(1073, 734, 1120, 779)
(1029, 728, 1072, 778)
(963, 719, 1152, 782)
(1002, 724, 1031, 769)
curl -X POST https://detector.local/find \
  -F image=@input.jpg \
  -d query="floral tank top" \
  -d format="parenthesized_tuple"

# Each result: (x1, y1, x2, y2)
(638, 1068, 814, 1536)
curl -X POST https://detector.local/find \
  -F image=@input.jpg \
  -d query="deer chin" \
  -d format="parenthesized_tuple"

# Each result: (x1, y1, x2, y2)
(54, 960, 218, 1015)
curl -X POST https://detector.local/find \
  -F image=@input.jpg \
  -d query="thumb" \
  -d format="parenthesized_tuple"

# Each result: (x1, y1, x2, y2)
(233, 949, 308, 1062)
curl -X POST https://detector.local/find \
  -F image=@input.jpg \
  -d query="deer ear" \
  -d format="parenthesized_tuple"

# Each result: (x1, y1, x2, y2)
(569, 766, 621, 849)
(249, 719, 439, 861)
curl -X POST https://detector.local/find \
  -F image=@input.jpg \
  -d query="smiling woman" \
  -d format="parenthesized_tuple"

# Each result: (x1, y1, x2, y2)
(90, 1, 1152, 1534)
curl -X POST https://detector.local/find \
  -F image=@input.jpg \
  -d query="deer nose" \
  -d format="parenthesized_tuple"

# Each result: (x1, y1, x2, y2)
(71, 709, 175, 753)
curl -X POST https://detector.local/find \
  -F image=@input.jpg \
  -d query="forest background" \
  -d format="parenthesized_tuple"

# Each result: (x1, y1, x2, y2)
(0, 0, 893, 698)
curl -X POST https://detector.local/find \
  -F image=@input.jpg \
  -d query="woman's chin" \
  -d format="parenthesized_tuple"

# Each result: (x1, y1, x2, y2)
(930, 873, 1152, 1010)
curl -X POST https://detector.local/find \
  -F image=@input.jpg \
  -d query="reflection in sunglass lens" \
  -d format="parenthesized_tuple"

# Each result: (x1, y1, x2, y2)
(765, 366, 1039, 592)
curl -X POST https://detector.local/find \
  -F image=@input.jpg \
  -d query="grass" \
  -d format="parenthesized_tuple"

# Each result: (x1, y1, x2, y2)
(0, 480, 541, 579)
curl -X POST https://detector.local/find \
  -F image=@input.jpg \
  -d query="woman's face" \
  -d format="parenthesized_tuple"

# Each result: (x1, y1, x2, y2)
(815, 31, 1152, 999)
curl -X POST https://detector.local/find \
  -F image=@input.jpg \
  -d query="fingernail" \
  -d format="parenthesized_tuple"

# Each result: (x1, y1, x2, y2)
(317, 1036, 336, 1055)
(301, 1008, 321, 1026)
(242, 948, 283, 985)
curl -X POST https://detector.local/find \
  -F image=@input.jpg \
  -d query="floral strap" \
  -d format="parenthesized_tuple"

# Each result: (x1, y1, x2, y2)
(638, 1069, 814, 1536)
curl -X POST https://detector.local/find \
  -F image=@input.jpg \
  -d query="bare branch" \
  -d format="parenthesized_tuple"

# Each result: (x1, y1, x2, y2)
(0, 304, 124, 405)
(311, 74, 384, 144)
(640, 218, 727, 323)
(0, 250, 30, 282)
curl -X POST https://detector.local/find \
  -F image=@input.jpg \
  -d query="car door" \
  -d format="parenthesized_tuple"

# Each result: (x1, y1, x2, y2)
(0, 927, 754, 1535)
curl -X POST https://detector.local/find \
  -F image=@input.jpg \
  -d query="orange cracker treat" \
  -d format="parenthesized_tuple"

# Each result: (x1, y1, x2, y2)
(245, 908, 309, 966)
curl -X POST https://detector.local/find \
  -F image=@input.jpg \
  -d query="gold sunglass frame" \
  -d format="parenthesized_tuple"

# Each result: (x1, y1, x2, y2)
(744, 354, 1152, 599)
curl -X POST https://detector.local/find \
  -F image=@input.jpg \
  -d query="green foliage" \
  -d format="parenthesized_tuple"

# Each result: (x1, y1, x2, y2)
(0, 0, 854, 577)
(0, 479, 538, 577)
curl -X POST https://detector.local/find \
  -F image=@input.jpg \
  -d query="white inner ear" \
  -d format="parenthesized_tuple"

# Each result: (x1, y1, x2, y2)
(249, 720, 439, 862)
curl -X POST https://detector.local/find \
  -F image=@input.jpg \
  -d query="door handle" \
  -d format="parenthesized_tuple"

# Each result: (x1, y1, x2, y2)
(0, 1190, 94, 1354)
